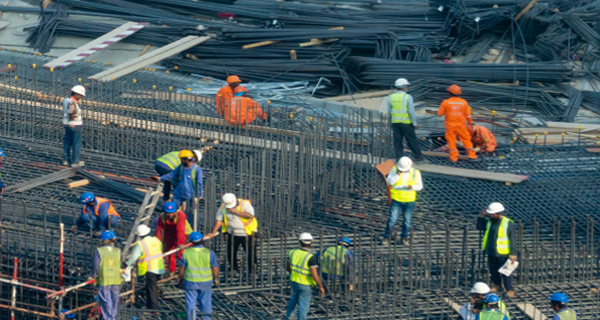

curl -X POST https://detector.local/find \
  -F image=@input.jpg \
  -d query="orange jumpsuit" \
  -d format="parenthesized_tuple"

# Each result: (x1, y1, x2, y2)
(216, 86, 234, 116)
(437, 97, 476, 162)
(223, 96, 267, 125)
(469, 125, 497, 152)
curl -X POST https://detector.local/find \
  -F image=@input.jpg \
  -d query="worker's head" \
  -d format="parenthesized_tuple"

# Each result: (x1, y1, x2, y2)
(136, 224, 151, 237)
(189, 231, 204, 246)
(226, 75, 242, 89)
(79, 192, 95, 205)
(71, 85, 86, 101)
(234, 86, 248, 97)
(163, 201, 178, 220)
(222, 193, 238, 209)
(298, 232, 313, 247)
(486, 202, 505, 221)
(0, 148, 4, 160)
(394, 78, 409, 92)
(549, 293, 568, 311)
(178, 150, 194, 167)
(193, 150, 203, 163)
(447, 84, 462, 96)
(100, 230, 116, 245)
(470, 282, 491, 303)
(396, 156, 412, 172)
(467, 124, 477, 135)
(338, 237, 352, 247)
(483, 293, 500, 310)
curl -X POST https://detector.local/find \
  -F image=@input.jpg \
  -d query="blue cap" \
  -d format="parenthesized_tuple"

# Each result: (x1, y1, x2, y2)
(234, 92, 245, 97)
(0, 148, 4, 156)
(59, 310, 76, 319)
(100, 230, 116, 240)
(163, 201, 178, 213)
(339, 237, 352, 245)
(550, 292, 568, 304)
(483, 293, 500, 304)
(189, 231, 203, 242)
(79, 192, 95, 204)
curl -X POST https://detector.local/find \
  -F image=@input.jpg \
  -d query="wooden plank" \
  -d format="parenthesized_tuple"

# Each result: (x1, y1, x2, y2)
(421, 151, 470, 160)
(326, 89, 394, 101)
(515, 0, 541, 21)
(515, 303, 547, 320)
(586, 148, 600, 153)
(138, 45, 152, 57)
(298, 38, 338, 47)
(67, 179, 90, 189)
(242, 40, 279, 49)
(290, 50, 297, 60)
(442, 298, 463, 315)
(546, 121, 600, 132)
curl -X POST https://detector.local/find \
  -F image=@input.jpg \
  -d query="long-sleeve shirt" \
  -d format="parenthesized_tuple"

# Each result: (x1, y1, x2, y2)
(317, 247, 355, 280)
(63, 97, 82, 126)
(379, 91, 418, 126)
(159, 163, 203, 200)
(459, 303, 477, 320)
(126, 236, 166, 275)
(82, 201, 112, 233)
(90, 245, 116, 278)
(156, 211, 188, 247)
(179, 245, 219, 290)
(477, 216, 517, 257)
(386, 168, 423, 191)
(216, 86, 234, 116)
(438, 97, 472, 127)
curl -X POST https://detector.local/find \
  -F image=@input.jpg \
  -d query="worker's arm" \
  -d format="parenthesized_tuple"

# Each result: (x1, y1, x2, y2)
(310, 266, 325, 296)
(155, 217, 164, 242)
(253, 101, 268, 120)
(286, 260, 291, 273)
(159, 165, 180, 182)
(90, 248, 101, 279)
(465, 103, 473, 125)
(210, 251, 219, 285)
(126, 244, 142, 268)
(194, 166, 203, 199)
(507, 220, 518, 261)
(408, 170, 423, 191)
(209, 221, 223, 238)
(97, 202, 111, 233)
(476, 212, 488, 231)
(437, 101, 446, 117)
(386, 169, 400, 186)
(483, 128, 497, 152)
(176, 212, 187, 246)
(178, 253, 187, 284)
(346, 250, 354, 281)
(233, 202, 255, 220)
(407, 95, 418, 127)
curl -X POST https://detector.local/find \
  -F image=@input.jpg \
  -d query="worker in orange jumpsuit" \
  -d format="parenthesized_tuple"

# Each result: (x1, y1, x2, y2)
(437, 84, 477, 162)
(468, 124, 497, 154)
(156, 201, 192, 275)
(216, 75, 242, 116)
(223, 87, 267, 125)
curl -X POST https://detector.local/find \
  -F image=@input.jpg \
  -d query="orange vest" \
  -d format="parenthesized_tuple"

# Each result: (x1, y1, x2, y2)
(223, 97, 266, 125)
(94, 198, 120, 218)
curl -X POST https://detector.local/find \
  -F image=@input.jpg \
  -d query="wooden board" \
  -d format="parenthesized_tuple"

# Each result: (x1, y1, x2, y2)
(515, 303, 547, 320)
(67, 179, 90, 188)
(587, 148, 600, 153)
(442, 298, 463, 315)
(546, 121, 600, 132)
(326, 89, 393, 101)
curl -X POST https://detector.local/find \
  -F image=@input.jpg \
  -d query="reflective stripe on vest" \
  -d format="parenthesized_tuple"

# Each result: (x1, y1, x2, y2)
(221, 199, 258, 236)
(498, 301, 510, 318)
(389, 92, 411, 124)
(97, 246, 121, 287)
(157, 151, 180, 170)
(322, 245, 347, 276)
(183, 247, 212, 283)
(479, 310, 506, 320)
(389, 167, 419, 203)
(161, 212, 193, 236)
(180, 164, 199, 194)
(482, 217, 513, 255)
(94, 198, 121, 218)
(137, 236, 164, 276)
(557, 309, 576, 320)
(289, 249, 316, 286)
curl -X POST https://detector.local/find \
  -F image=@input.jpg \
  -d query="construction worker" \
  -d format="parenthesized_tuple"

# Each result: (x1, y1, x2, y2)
(380, 78, 425, 162)
(285, 233, 325, 320)
(125, 225, 165, 312)
(477, 202, 517, 298)
(178, 231, 219, 320)
(381, 156, 423, 245)
(460, 282, 510, 320)
(216, 75, 242, 116)
(152, 150, 203, 207)
(75, 192, 121, 237)
(223, 86, 267, 125)
(63, 85, 86, 167)
(437, 84, 477, 162)
(154, 150, 202, 201)
(475, 294, 509, 320)
(90, 230, 121, 320)
(0, 148, 5, 193)
(207, 193, 258, 275)
(156, 201, 193, 275)
(549, 293, 577, 320)
(468, 124, 497, 154)
(320, 237, 354, 291)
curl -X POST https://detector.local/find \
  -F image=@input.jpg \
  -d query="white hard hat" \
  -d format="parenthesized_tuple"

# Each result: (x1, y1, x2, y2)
(394, 78, 410, 88)
(471, 282, 491, 294)
(298, 232, 313, 242)
(222, 193, 237, 209)
(71, 85, 86, 96)
(486, 202, 505, 214)
(397, 156, 412, 172)
(193, 150, 202, 162)
(136, 224, 151, 237)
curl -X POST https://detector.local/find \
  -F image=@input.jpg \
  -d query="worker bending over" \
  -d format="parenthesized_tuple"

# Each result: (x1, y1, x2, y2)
(155, 150, 202, 201)
(437, 85, 477, 162)
(320, 237, 354, 291)
(549, 293, 577, 320)
(152, 150, 203, 207)
(460, 282, 509, 320)
(156, 201, 192, 275)
(179, 232, 219, 320)
(223, 87, 267, 125)
(475, 294, 509, 320)
(216, 75, 242, 116)
(90, 231, 121, 320)
(75, 192, 121, 237)
(468, 124, 497, 154)
(285, 233, 325, 320)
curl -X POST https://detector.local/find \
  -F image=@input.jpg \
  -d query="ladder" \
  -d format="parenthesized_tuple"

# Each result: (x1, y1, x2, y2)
(121, 183, 163, 261)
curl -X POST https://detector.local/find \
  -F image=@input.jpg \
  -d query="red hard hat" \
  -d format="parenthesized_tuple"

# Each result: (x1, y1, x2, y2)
(226, 75, 241, 84)
(447, 84, 462, 95)
(233, 86, 248, 94)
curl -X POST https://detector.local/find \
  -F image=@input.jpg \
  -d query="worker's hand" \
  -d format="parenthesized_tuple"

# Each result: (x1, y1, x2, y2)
(456, 141, 464, 147)
(150, 176, 160, 182)
(213, 280, 219, 287)
(177, 277, 183, 286)
(509, 255, 517, 263)
(349, 285, 354, 291)
(0, 188, 3, 193)
(93, 231, 103, 238)
(479, 209, 487, 217)
(414, 125, 419, 130)
(405, 185, 412, 190)
(178, 244, 187, 250)
(227, 208, 238, 215)
(473, 147, 481, 152)
(319, 286, 325, 296)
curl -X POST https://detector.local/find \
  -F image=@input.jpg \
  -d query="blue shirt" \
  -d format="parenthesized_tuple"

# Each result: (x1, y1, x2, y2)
(317, 247, 355, 280)
(82, 200, 113, 233)
(159, 163, 203, 200)
(475, 309, 509, 320)
(179, 245, 218, 290)
(553, 308, 577, 320)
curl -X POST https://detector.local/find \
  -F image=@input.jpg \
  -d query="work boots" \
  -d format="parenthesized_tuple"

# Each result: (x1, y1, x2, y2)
(506, 290, 516, 298)
(490, 284, 502, 293)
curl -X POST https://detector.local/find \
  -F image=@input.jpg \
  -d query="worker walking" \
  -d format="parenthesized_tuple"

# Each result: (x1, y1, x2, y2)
(437, 84, 477, 162)
(154, 150, 202, 201)
(75, 192, 121, 237)
(207, 193, 258, 275)
(477, 202, 517, 298)
(223, 87, 268, 125)
(475, 294, 509, 320)
(549, 293, 577, 320)
(156, 201, 193, 275)
(216, 75, 242, 116)
(91, 231, 121, 320)
(126, 225, 165, 312)
(179, 232, 219, 320)
(380, 78, 424, 162)
(63, 85, 86, 167)
(468, 124, 497, 154)
(152, 150, 203, 207)
(320, 237, 354, 291)
(381, 156, 423, 245)
(460, 282, 510, 320)
(285, 233, 325, 320)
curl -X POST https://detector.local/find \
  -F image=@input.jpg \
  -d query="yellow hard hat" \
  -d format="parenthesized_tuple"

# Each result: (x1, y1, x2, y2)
(179, 150, 194, 158)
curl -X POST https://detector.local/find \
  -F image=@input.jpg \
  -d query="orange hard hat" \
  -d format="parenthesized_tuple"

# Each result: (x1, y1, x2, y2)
(226, 75, 241, 84)
(447, 84, 462, 95)
(233, 86, 248, 94)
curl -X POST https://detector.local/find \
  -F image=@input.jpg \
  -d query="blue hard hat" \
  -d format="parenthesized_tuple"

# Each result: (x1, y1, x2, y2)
(338, 237, 352, 245)
(189, 231, 203, 242)
(79, 192, 95, 204)
(163, 201, 178, 213)
(100, 230, 116, 240)
(549, 292, 568, 304)
(0, 148, 4, 156)
(483, 293, 500, 304)
(59, 309, 76, 319)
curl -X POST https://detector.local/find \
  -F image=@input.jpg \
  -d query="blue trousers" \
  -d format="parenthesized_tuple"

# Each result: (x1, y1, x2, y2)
(185, 288, 212, 320)
(285, 282, 312, 320)
(64, 125, 82, 163)
(155, 162, 174, 201)
(76, 213, 120, 231)
(383, 200, 415, 239)
(98, 285, 119, 320)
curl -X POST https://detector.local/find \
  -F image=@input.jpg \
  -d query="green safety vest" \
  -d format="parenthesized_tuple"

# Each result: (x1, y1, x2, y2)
(183, 247, 213, 283)
(389, 167, 420, 203)
(97, 246, 122, 287)
(498, 301, 510, 318)
(556, 309, 577, 320)
(389, 92, 411, 124)
(322, 245, 348, 276)
(157, 151, 181, 170)
(482, 217, 513, 255)
(289, 249, 316, 286)
(479, 310, 507, 320)
(180, 164, 199, 194)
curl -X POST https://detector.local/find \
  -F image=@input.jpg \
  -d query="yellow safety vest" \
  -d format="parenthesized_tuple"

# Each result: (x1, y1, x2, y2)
(479, 310, 507, 320)
(220, 199, 258, 236)
(289, 249, 316, 286)
(136, 236, 165, 276)
(160, 212, 193, 236)
(183, 247, 213, 283)
(322, 245, 348, 276)
(389, 92, 411, 124)
(482, 217, 513, 255)
(389, 167, 420, 203)
(556, 309, 577, 320)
